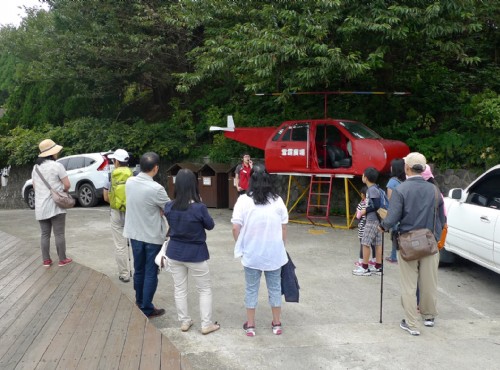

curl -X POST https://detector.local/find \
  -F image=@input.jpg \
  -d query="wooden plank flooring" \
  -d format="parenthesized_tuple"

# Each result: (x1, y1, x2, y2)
(0, 231, 191, 370)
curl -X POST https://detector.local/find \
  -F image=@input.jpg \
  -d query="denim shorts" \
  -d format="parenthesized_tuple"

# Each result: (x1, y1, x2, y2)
(244, 267, 282, 309)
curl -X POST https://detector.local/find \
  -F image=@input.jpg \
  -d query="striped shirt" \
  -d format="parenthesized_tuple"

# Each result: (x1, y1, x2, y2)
(356, 199, 368, 238)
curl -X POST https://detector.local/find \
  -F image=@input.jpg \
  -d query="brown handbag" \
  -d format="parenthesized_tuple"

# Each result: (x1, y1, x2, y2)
(35, 166, 76, 209)
(397, 187, 440, 261)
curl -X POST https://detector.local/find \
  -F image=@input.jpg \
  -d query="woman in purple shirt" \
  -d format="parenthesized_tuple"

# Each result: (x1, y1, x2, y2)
(164, 169, 220, 335)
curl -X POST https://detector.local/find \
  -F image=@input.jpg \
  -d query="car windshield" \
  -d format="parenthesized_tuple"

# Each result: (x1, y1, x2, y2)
(339, 121, 382, 139)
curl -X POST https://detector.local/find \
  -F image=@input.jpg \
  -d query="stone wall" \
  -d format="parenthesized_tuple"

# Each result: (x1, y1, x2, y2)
(0, 163, 481, 210)
(0, 165, 33, 209)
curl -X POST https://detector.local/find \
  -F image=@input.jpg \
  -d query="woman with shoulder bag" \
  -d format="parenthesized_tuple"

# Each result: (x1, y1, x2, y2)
(163, 169, 219, 335)
(32, 139, 72, 268)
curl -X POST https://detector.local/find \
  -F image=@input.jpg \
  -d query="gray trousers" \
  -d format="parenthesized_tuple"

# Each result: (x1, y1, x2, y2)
(39, 213, 67, 261)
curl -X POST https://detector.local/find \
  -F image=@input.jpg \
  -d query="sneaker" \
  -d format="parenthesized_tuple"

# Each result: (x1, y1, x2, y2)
(385, 257, 398, 264)
(352, 265, 371, 276)
(368, 260, 376, 266)
(369, 265, 383, 275)
(243, 322, 256, 337)
(147, 307, 166, 318)
(400, 319, 420, 336)
(272, 322, 282, 335)
(58, 258, 73, 267)
(201, 322, 220, 335)
(354, 261, 363, 267)
(119, 276, 130, 283)
(424, 318, 435, 327)
(181, 320, 193, 332)
(43, 259, 53, 267)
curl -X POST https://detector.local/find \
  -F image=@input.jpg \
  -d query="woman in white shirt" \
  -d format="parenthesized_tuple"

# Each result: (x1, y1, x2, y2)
(231, 164, 288, 337)
(32, 139, 72, 268)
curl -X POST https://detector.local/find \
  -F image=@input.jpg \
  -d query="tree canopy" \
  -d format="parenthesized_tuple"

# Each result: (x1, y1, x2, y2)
(0, 0, 498, 170)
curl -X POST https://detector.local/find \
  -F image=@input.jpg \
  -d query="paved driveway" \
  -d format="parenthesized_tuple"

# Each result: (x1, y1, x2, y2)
(2, 207, 500, 369)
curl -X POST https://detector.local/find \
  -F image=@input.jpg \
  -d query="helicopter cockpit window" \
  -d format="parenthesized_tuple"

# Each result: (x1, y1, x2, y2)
(291, 123, 309, 141)
(280, 123, 308, 141)
(272, 126, 288, 141)
(339, 121, 381, 139)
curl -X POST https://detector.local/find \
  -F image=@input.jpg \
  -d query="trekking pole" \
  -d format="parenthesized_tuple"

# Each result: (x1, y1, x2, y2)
(127, 238, 132, 277)
(379, 230, 384, 323)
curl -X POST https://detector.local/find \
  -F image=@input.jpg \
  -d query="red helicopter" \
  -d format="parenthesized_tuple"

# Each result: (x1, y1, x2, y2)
(210, 92, 411, 227)
(210, 91, 410, 176)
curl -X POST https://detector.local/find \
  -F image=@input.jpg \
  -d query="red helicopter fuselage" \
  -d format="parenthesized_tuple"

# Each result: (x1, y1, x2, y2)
(218, 118, 410, 176)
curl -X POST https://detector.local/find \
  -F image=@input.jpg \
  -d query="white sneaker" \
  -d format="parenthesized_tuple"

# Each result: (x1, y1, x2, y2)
(369, 265, 383, 275)
(400, 319, 420, 336)
(424, 318, 435, 327)
(352, 265, 371, 276)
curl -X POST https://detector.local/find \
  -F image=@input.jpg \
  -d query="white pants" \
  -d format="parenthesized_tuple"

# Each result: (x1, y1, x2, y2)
(169, 259, 213, 328)
(110, 209, 129, 278)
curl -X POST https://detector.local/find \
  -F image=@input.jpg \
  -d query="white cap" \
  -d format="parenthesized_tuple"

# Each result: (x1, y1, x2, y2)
(108, 149, 129, 162)
(404, 152, 426, 171)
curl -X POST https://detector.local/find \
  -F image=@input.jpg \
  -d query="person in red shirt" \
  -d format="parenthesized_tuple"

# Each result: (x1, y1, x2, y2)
(234, 154, 253, 195)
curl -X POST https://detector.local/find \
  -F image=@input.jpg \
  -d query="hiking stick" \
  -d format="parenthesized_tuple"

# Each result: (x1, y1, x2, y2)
(379, 230, 384, 323)
(127, 238, 132, 277)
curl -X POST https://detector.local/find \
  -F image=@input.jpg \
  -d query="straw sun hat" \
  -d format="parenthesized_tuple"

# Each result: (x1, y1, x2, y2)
(38, 139, 63, 158)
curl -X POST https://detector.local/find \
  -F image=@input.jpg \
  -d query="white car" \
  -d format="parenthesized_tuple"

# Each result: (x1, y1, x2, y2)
(22, 152, 111, 209)
(442, 165, 500, 273)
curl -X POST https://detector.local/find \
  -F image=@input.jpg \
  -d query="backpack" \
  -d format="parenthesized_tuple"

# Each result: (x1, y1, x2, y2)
(376, 185, 390, 219)
(109, 167, 133, 211)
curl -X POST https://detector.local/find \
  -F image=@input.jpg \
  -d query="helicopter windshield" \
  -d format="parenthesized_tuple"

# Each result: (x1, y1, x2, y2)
(339, 121, 382, 139)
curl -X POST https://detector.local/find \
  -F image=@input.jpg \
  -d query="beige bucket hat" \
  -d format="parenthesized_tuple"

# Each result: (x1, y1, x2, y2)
(38, 139, 63, 158)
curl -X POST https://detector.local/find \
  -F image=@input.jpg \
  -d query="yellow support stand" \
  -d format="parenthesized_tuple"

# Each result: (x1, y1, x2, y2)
(284, 174, 359, 229)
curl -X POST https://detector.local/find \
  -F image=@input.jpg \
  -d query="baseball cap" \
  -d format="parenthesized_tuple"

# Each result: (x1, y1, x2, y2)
(108, 149, 129, 162)
(404, 152, 426, 171)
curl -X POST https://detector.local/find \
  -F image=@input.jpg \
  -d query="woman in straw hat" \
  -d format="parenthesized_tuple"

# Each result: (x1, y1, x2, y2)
(32, 139, 73, 267)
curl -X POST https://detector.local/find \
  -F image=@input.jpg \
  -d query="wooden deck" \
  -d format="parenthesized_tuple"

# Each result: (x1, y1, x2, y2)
(0, 231, 192, 370)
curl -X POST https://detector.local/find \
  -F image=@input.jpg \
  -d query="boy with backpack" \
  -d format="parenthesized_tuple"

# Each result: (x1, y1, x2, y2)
(352, 167, 385, 276)
(103, 149, 133, 282)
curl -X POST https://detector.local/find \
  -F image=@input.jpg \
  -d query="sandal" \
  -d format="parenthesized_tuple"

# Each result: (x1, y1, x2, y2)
(243, 322, 256, 337)
(201, 322, 220, 335)
(272, 322, 282, 335)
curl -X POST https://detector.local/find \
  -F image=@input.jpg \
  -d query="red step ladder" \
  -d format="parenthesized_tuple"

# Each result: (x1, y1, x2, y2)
(306, 175, 334, 226)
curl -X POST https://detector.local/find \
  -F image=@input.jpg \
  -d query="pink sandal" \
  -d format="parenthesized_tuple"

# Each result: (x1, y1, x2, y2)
(272, 322, 282, 335)
(243, 322, 256, 337)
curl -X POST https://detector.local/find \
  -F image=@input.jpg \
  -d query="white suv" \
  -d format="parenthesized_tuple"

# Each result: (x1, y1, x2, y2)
(443, 164, 500, 273)
(22, 152, 111, 209)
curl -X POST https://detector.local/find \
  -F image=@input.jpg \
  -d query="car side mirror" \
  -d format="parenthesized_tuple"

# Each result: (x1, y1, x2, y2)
(449, 188, 463, 200)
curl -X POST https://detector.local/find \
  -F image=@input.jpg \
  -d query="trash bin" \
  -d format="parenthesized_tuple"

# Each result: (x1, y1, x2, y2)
(166, 163, 202, 198)
(228, 164, 239, 210)
(198, 163, 231, 208)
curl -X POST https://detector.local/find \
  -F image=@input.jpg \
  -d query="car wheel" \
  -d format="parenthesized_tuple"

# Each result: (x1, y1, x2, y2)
(439, 248, 456, 265)
(24, 186, 35, 210)
(78, 183, 97, 207)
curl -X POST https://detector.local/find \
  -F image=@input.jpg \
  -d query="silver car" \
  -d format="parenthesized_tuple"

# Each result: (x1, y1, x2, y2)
(22, 152, 111, 209)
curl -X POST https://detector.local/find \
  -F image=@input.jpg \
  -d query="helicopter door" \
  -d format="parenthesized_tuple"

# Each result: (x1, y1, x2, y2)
(268, 123, 309, 172)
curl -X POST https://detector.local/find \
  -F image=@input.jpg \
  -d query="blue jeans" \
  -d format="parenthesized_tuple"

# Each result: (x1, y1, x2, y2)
(390, 232, 398, 261)
(244, 267, 282, 309)
(130, 239, 161, 316)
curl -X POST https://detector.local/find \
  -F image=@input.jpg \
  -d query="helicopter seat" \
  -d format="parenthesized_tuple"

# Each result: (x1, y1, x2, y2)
(326, 146, 351, 168)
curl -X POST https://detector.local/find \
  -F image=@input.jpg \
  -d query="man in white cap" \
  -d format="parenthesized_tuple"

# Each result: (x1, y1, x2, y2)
(104, 149, 133, 282)
(379, 152, 446, 336)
